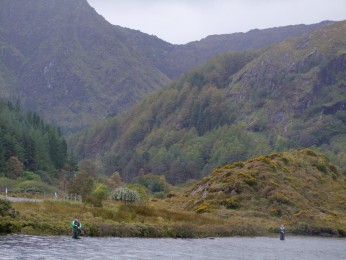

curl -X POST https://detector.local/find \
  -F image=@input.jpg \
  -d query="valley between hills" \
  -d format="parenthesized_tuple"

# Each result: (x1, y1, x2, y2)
(0, 0, 345, 238)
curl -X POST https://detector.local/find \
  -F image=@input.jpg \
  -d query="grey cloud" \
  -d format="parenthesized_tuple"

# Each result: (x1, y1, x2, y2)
(87, 0, 346, 44)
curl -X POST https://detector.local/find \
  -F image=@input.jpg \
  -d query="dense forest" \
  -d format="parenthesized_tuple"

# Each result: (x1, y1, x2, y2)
(68, 52, 281, 183)
(0, 100, 72, 181)
(65, 52, 265, 182)
(69, 21, 346, 184)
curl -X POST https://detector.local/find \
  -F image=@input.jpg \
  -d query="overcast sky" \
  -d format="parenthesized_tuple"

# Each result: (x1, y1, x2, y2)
(87, 0, 346, 44)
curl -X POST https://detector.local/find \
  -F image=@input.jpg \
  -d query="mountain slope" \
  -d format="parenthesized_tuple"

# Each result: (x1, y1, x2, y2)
(69, 20, 346, 183)
(225, 20, 346, 131)
(0, 0, 332, 132)
(0, 0, 170, 132)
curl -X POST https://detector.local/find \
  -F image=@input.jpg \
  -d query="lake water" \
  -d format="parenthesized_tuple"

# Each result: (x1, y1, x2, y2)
(0, 234, 344, 260)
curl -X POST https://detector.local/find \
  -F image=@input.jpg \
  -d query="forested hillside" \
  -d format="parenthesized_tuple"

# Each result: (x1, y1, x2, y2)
(0, 101, 71, 182)
(0, 0, 332, 132)
(69, 21, 346, 184)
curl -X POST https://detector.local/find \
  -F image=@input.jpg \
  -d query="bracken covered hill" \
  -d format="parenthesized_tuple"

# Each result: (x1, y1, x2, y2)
(183, 149, 346, 236)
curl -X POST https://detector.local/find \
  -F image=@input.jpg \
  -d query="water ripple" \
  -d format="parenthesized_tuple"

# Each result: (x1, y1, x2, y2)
(0, 235, 345, 260)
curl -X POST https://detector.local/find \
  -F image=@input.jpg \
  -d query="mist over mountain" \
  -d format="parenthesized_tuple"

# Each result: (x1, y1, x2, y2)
(0, 0, 332, 133)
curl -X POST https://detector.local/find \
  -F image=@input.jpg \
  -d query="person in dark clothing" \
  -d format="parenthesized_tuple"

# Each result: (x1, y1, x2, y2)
(71, 216, 82, 239)
(280, 224, 285, 240)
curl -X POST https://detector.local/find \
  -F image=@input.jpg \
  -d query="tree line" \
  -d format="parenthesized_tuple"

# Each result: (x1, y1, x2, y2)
(0, 101, 74, 180)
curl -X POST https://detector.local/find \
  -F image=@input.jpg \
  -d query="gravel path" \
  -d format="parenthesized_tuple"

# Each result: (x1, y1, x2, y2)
(5, 197, 43, 202)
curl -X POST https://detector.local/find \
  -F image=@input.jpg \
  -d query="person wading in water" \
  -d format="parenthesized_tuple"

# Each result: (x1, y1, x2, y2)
(280, 224, 286, 240)
(71, 216, 82, 239)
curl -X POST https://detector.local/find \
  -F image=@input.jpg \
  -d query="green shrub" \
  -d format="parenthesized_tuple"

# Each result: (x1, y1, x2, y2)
(269, 191, 293, 205)
(92, 183, 109, 200)
(302, 148, 317, 157)
(337, 228, 345, 237)
(153, 191, 166, 199)
(110, 187, 140, 202)
(67, 170, 94, 197)
(221, 197, 240, 209)
(13, 181, 58, 193)
(0, 217, 21, 234)
(20, 171, 41, 182)
(281, 157, 289, 165)
(83, 196, 103, 207)
(167, 192, 177, 198)
(244, 176, 257, 186)
(35, 170, 54, 185)
(133, 174, 168, 193)
(13, 180, 58, 193)
(316, 163, 328, 174)
(126, 184, 149, 201)
(85, 183, 110, 207)
(194, 204, 209, 214)
(0, 177, 17, 190)
(171, 224, 196, 238)
(0, 198, 16, 217)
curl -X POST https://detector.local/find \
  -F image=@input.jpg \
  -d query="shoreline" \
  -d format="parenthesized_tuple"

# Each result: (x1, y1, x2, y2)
(1, 198, 345, 239)
(1, 220, 345, 239)
(2, 232, 345, 240)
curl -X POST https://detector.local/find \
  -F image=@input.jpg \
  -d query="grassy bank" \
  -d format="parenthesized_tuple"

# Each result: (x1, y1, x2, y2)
(1, 150, 345, 238)
(1, 199, 266, 238)
(1, 198, 344, 238)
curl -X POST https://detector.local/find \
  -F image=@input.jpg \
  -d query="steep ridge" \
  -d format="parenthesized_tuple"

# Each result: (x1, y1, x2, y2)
(0, 0, 170, 132)
(162, 21, 334, 78)
(69, 21, 346, 183)
(223, 20, 346, 166)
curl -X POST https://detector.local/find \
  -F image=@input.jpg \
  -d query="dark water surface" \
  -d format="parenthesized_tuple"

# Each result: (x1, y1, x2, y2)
(0, 234, 344, 259)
